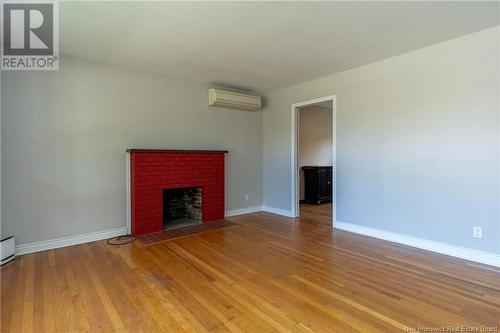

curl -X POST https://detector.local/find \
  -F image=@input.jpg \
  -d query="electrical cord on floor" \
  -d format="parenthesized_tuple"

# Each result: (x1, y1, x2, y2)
(107, 234, 136, 245)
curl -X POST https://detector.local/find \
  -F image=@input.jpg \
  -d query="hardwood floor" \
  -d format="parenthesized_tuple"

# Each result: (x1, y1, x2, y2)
(299, 203, 333, 226)
(1, 212, 499, 332)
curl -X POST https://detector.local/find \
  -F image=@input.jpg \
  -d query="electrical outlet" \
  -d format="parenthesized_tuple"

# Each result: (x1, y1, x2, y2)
(244, 194, 249, 201)
(473, 226, 482, 239)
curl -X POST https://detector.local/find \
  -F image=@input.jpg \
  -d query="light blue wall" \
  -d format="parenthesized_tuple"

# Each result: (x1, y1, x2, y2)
(1, 56, 263, 244)
(263, 27, 500, 254)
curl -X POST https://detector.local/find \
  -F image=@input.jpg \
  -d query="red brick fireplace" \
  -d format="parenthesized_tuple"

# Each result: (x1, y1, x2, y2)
(126, 149, 227, 235)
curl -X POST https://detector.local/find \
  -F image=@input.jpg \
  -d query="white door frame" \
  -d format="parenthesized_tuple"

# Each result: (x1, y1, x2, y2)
(291, 95, 337, 226)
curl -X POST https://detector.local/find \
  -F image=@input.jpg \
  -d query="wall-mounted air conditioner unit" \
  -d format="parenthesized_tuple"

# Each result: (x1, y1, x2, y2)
(208, 88, 262, 111)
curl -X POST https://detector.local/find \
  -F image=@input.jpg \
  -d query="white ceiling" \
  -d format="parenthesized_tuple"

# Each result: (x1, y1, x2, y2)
(60, 1, 500, 92)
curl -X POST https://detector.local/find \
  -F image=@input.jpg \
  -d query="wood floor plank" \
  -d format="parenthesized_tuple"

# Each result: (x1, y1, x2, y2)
(1, 253, 19, 332)
(32, 254, 46, 332)
(1, 207, 499, 332)
(8, 254, 27, 333)
(299, 203, 333, 226)
(41, 254, 56, 332)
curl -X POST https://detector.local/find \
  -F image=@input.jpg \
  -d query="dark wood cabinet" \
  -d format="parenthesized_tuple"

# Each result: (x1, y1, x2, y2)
(302, 166, 333, 204)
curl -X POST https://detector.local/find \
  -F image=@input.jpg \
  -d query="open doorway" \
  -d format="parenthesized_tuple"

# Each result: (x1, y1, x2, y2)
(291, 96, 336, 226)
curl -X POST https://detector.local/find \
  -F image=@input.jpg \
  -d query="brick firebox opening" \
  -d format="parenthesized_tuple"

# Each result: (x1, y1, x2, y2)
(163, 187, 202, 230)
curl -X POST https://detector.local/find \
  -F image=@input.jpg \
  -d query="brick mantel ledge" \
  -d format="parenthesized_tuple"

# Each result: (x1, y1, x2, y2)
(126, 149, 228, 154)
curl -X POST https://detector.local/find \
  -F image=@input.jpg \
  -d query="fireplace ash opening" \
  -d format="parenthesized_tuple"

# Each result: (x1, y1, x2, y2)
(162, 187, 202, 230)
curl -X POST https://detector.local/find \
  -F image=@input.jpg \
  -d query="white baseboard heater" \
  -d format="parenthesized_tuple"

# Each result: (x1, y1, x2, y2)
(1, 236, 16, 265)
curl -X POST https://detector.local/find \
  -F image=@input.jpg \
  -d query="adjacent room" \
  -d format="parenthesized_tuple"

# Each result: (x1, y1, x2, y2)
(297, 100, 334, 226)
(1, 1, 499, 332)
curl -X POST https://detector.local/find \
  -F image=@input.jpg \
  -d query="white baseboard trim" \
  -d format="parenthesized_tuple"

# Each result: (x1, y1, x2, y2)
(225, 206, 263, 217)
(262, 205, 295, 218)
(335, 221, 500, 267)
(16, 227, 128, 256)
